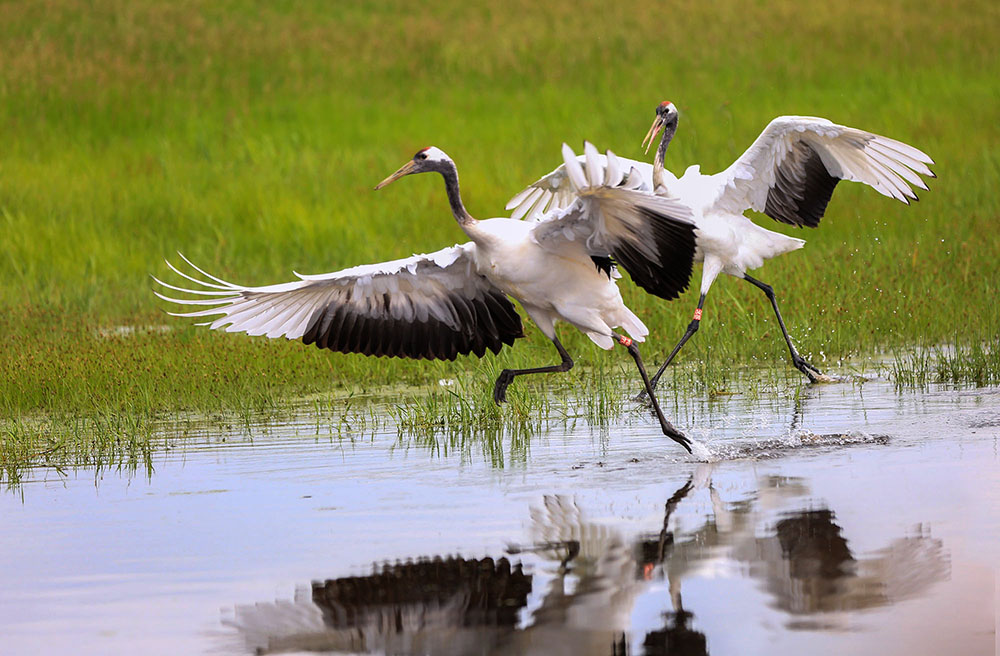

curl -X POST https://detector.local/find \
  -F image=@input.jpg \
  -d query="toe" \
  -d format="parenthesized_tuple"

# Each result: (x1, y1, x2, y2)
(671, 431, 693, 453)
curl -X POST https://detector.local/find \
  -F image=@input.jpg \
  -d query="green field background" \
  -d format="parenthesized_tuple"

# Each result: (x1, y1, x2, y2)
(2, 0, 998, 423)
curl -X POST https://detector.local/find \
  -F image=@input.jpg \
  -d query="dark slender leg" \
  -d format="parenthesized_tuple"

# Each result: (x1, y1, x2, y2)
(493, 337, 573, 404)
(743, 274, 823, 382)
(635, 294, 706, 402)
(615, 333, 692, 453)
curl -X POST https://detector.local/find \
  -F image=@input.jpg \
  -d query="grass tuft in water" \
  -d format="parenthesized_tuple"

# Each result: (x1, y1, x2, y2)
(888, 339, 1000, 389)
(1, 412, 156, 489)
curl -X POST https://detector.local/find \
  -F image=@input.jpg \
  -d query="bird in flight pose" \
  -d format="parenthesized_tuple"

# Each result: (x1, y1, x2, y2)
(155, 143, 699, 451)
(507, 102, 935, 389)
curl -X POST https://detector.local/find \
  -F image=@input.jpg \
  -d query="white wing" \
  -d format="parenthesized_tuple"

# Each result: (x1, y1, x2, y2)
(530, 143, 697, 301)
(506, 152, 654, 222)
(153, 247, 524, 361)
(710, 116, 935, 227)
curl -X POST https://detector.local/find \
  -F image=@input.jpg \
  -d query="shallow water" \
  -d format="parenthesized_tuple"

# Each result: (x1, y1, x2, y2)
(2, 379, 999, 655)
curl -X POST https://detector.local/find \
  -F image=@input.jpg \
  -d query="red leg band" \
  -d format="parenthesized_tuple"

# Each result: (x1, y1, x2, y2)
(693, 308, 703, 321)
(618, 335, 633, 347)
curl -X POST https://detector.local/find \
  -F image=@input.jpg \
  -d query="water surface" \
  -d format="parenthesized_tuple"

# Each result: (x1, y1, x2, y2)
(2, 379, 998, 655)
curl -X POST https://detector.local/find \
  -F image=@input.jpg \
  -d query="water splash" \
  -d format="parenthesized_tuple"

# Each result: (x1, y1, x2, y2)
(694, 431, 890, 462)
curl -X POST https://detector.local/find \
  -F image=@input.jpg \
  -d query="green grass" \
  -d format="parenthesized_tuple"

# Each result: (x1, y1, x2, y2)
(2, 0, 999, 481)
(887, 338, 1000, 389)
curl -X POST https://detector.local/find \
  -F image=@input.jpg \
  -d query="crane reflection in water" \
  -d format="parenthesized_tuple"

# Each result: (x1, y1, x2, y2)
(223, 471, 948, 655)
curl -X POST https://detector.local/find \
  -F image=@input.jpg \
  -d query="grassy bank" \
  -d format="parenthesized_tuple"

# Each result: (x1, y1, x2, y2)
(2, 0, 999, 480)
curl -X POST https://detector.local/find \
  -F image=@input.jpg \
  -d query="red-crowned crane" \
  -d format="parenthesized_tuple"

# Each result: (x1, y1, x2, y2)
(507, 103, 935, 389)
(155, 143, 699, 451)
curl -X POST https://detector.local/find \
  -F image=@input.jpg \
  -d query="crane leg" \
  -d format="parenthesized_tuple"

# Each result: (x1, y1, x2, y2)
(615, 333, 692, 453)
(636, 294, 707, 402)
(743, 274, 823, 382)
(493, 337, 573, 404)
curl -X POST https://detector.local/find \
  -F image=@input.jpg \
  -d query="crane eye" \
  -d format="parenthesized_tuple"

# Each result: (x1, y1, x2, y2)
(417, 152, 428, 160)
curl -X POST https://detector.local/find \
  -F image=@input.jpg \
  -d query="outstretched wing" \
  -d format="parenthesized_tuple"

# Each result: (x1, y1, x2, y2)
(153, 247, 524, 361)
(710, 116, 935, 227)
(506, 152, 654, 222)
(531, 143, 697, 302)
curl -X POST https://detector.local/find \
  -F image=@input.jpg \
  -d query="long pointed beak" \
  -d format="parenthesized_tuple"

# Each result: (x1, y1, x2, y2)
(374, 160, 417, 190)
(642, 116, 665, 155)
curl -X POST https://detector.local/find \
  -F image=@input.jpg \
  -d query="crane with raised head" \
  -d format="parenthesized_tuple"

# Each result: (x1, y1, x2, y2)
(508, 102, 935, 389)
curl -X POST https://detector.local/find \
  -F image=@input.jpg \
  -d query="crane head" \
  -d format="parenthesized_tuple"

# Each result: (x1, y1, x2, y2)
(642, 101, 679, 154)
(375, 147, 453, 190)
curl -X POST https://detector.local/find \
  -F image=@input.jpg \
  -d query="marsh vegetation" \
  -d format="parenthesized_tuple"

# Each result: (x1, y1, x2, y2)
(2, 0, 998, 482)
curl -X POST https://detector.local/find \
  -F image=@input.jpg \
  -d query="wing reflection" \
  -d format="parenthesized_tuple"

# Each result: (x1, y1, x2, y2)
(516, 481, 709, 656)
(224, 473, 948, 654)
(227, 556, 532, 655)
(767, 511, 950, 621)
(513, 485, 701, 655)
(661, 471, 950, 631)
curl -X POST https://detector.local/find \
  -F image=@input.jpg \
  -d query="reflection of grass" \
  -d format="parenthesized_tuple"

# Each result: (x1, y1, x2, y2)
(2, 0, 999, 481)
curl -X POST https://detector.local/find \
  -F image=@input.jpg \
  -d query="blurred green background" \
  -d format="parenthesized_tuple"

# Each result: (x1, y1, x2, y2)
(1, 0, 998, 421)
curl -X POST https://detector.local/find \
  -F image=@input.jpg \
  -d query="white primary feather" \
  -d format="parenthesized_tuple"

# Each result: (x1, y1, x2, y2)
(153, 244, 493, 341)
(507, 151, 656, 222)
(709, 116, 934, 217)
